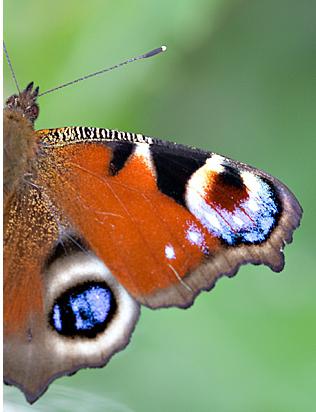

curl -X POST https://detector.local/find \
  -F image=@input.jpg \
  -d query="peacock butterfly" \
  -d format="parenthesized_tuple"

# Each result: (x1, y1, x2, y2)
(3, 46, 302, 403)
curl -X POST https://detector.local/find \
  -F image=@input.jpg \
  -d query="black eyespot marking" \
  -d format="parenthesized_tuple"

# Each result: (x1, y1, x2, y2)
(107, 141, 134, 175)
(152, 144, 209, 206)
(49, 281, 117, 338)
(217, 165, 244, 189)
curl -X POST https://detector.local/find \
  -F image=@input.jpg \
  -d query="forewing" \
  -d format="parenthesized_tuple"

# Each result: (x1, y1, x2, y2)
(37, 127, 302, 309)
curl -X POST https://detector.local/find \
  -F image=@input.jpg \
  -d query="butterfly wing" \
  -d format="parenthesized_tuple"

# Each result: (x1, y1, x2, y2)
(4, 172, 140, 403)
(4, 125, 301, 402)
(37, 127, 302, 308)
(4, 185, 60, 401)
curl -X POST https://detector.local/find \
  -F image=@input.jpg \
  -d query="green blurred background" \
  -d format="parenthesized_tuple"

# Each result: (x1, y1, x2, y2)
(4, 0, 316, 411)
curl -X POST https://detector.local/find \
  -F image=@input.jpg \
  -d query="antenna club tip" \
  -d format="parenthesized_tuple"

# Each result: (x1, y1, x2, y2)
(143, 46, 167, 59)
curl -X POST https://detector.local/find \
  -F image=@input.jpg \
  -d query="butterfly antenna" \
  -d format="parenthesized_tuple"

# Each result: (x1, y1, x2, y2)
(38, 45, 167, 98)
(3, 42, 21, 94)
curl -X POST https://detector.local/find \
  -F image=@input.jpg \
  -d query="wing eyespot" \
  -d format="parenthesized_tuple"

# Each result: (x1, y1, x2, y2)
(49, 280, 117, 338)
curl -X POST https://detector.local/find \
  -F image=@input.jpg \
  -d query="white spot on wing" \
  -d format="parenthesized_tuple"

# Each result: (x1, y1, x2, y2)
(186, 223, 207, 252)
(186, 227, 200, 245)
(165, 244, 176, 260)
(205, 155, 225, 173)
(134, 142, 154, 172)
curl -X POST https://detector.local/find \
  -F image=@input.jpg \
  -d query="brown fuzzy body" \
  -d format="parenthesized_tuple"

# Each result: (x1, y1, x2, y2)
(4, 109, 38, 208)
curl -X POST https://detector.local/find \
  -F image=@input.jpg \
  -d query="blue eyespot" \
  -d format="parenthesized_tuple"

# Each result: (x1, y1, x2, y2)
(50, 282, 116, 337)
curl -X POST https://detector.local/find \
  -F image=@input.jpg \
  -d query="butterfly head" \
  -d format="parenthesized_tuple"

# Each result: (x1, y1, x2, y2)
(5, 82, 40, 124)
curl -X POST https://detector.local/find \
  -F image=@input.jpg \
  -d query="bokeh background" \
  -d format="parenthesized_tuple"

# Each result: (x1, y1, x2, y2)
(4, 0, 316, 411)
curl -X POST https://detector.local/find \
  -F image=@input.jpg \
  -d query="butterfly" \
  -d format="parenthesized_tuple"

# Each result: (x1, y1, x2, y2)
(4, 70, 302, 403)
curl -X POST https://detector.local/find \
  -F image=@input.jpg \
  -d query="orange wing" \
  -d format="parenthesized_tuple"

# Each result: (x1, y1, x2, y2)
(37, 127, 302, 308)
(38, 142, 218, 307)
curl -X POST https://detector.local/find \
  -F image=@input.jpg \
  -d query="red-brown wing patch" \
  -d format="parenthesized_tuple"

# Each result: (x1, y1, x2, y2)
(206, 169, 249, 212)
